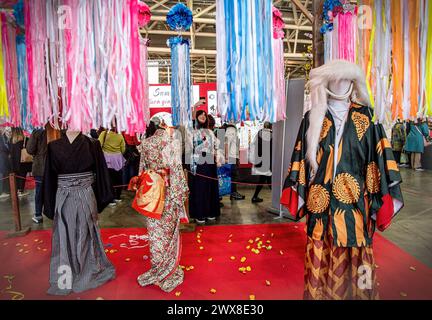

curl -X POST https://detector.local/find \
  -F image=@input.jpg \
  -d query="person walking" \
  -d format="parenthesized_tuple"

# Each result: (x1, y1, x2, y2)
(0, 127, 10, 200)
(10, 128, 32, 197)
(391, 119, 406, 165)
(98, 127, 126, 206)
(404, 116, 430, 171)
(26, 124, 49, 224)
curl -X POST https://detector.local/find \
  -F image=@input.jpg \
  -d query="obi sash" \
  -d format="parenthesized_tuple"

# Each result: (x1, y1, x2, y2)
(128, 169, 169, 220)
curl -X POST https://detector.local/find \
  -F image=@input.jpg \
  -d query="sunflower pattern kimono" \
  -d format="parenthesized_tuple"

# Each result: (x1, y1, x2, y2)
(281, 103, 404, 300)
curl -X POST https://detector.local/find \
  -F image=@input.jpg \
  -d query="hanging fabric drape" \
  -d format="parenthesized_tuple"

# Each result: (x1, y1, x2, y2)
(391, 0, 404, 120)
(337, 11, 357, 62)
(169, 37, 192, 127)
(217, 0, 275, 123)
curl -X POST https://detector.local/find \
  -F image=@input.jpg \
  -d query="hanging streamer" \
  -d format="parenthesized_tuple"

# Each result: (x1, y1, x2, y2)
(168, 37, 192, 127)
(337, 11, 357, 62)
(272, 7, 286, 122)
(0, 18, 9, 120)
(217, 0, 274, 123)
(418, 0, 429, 116)
(1, 12, 21, 127)
(425, 0, 432, 116)
(391, 0, 404, 120)
(140, 37, 150, 128)
(16, 35, 30, 130)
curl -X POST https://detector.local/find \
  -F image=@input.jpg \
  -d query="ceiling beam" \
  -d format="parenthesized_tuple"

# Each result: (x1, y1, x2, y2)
(291, 0, 314, 23)
(150, 0, 170, 11)
(194, 4, 216, 19)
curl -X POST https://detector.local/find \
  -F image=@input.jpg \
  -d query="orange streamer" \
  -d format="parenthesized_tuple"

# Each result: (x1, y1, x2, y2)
(391, 0, 404, 120)
(408, 0, 420, 118)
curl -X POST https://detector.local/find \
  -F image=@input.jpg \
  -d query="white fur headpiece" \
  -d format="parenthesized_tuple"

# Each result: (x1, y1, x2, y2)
(306, 60, 371, 173)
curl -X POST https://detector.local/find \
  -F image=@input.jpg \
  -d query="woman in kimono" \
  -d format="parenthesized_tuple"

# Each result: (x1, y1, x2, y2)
(132, 123, 188, 292)
(281, 60, 404, 300)
(43, 130, 116, 295)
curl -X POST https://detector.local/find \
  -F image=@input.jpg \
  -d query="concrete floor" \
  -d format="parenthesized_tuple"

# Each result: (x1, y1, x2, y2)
(0, 168, 431, 267)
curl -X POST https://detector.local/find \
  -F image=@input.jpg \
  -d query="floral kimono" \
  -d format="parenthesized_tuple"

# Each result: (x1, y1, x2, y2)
(281, 103, 404, 300)
(134, 129, 189, 292)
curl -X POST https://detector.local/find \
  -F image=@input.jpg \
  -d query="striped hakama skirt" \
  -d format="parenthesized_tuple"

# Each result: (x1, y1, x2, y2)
(48, 172, 116, 295)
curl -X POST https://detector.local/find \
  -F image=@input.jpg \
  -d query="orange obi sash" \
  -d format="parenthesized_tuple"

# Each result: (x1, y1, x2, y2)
(128, 169, 169, 220)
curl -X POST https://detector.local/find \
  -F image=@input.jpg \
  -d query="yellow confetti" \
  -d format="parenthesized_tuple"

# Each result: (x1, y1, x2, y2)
(267, 246, 272, 250)
(279, 250, 284, 255)
(175, 291, 181, 297)
(229, 234, 233, 238)
(228, 239, 232, 243)
(238, 267, 245, 272)
(240, 257, 246, 263)
(210, 288, 217, 294)
(409, 266, 416, 271)
(266, 240, 271, 244)
(246, 246, 251, 250)
(199, 246, 204, 250)
(109, 249, 115, 254)
(24, 251, 29, 254)
(42, 249, 47, 252)
(37, 247, 41, 250)
(208, 257, 213, 262)
(197, 239, 202, 244)
(199, 229, 203, 233)
(15, 243, 21, 247)
(230, 256, 236, 260)
(38, 240, 44, 244)
(248, 239, 254, 244)
(189, 266, 195, 270)
(254, 250, 260, 255)
(180, 265, 185, 269)
(249, 294, 255, 300)
(197, 234, 201, 239)
(125, 258, 131, 262)
(34, 239, 39, 242)
(255, 237, 260, 242)
(23, 244, 28, 247)
(246, 266, 251, 272)
(294, 225, 298, 229)
(18, 249, 24, 253)
(265, 280, 271, 286)
(185, 267, 190, 271)
(400, 292, 408, 297)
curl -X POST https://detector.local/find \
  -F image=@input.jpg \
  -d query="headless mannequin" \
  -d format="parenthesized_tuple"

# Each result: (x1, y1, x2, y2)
(66, 130, 81, 144)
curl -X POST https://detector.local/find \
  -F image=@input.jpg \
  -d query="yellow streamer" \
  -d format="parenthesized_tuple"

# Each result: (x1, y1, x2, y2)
(366, 2, 376, 111)
(0, 18, 10, 118)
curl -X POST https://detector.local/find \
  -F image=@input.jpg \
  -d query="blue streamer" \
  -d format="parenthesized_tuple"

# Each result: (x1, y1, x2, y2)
(13, 0, 25, 29)
(16, 34, 31, 130)
(168, 37, 192, 127)
(218, 0, 275, 123)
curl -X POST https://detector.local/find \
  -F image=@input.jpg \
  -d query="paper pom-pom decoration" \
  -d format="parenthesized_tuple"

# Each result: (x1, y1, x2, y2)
(272, 6, 284, 39)
(166, 3, 193, 31)
(138, 1, 151, 28)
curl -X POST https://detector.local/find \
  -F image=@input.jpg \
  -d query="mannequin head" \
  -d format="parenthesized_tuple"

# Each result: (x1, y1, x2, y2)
(328, 79, 353, 97)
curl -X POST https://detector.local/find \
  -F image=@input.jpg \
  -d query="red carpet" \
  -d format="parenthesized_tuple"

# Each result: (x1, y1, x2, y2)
(0, 223, 431, 300)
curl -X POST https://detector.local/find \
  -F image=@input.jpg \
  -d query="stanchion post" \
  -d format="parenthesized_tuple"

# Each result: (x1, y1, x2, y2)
(7, 173, 31, 238)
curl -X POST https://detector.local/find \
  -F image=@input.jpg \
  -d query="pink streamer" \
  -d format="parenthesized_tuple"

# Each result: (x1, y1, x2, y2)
(1, 13, 21, 127)
(129, 0, 146, 134)
(140, 38, 150, 128)
(273, 38, 286, 121)
(25, 0, 50, 128)
(337, 11, 357, 62)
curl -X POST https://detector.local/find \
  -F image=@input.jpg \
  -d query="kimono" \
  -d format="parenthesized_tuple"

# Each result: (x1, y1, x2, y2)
(43, 133, 115, 295)
(136, 129, 189, 292)
(281, 103, 404, 300)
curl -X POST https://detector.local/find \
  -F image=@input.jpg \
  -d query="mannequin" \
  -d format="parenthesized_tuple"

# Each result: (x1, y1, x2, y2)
(65, 129, 80, 144)
(281, 60, 404, 300)
(43, 128, 116, 295)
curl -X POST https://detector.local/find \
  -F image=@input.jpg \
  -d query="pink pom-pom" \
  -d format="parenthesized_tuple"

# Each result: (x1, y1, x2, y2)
(138, 1, 151, 28)
(272, 6, 284, 39)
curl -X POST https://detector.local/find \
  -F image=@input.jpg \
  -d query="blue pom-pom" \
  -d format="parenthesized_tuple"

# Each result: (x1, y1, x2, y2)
(13, 0, 25, 28)
(166, 3, 193, 31)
